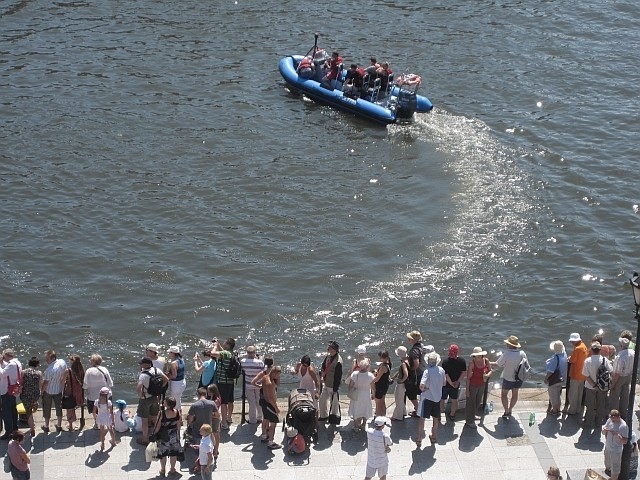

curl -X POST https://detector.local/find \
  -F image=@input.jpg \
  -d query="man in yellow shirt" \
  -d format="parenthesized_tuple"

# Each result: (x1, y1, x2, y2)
(564, 332, 588, 415)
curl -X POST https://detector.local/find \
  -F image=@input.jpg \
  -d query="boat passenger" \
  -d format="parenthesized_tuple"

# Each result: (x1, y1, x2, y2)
(342, 64, 366, 98)
(365, 56, 380, 76)
(296, 56, 315, 79)
(321, 51, 343, 90)
(376, 62, 393, 91)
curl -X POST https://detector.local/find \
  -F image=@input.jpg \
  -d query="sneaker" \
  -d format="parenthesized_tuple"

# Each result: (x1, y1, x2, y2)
(221, 424, 230, 431)
(267, 441, 280, 450)
(259, 434, 268, 442)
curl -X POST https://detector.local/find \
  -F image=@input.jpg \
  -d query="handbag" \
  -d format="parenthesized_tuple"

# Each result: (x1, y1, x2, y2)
(328, 392, 341, 425)
(7, 364, 21, 396)
(61, 369, 78, 409)
(346, 386, 357, 401)
(547, 355, 563, 386)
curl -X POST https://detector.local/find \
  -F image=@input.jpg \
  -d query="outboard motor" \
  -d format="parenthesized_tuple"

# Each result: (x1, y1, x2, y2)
(396, 89, 418, 119)
(395, 73, 422, 119)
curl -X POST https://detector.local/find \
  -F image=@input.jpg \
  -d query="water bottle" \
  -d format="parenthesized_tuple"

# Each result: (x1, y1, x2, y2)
(484, 403, 490, 414)
(529, 412, 535, 426)
(489, 401, 494, 412)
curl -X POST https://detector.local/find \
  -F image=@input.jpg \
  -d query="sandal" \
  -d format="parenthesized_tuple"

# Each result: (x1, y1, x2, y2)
(259, 433, 268, 442)
(41, 426, 49, 433)
(409, 411, 418, 417)
(55, 425, 63, 432)
(267, 441, 280, 449)
(448, 414, 456, 421)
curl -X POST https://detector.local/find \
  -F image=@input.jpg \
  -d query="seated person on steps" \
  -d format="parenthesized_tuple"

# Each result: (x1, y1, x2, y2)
(342, 64, 366, 98)
(321, 51, 343, 90)
(296, 56, 315, 79)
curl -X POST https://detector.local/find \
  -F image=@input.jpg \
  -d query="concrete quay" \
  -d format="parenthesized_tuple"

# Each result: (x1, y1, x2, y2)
(0, 387, 635, 480)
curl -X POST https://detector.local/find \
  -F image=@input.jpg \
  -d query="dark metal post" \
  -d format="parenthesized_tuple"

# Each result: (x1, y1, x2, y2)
(619, 273, 640, 480)
(240, 370, 247, 425)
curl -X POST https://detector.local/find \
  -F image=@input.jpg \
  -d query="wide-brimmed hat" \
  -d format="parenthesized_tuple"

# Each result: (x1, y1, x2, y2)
(550, 340, 565, 354)
(568, 333, 581, 342)
(328, 341, 339, 351)
(406, 330, 422, 342)
(470, 347, 487, 357)
(168, 346, 180, 354)
(2, 348, 14, 357)
(395, 346, 407, 358)
(100, 387, 111, 396)
(427, 352, 439, 365)
(374, 416, 388, 427)
(504, 335, 521, 348)
(356, 345, 366, 354)
(146, 343, 159, 353)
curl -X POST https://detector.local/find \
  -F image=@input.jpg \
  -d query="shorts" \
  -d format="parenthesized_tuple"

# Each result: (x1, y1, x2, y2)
(137, 396, 159, 418)
(42, 392, 62, 419)
(217, 383, 235, 405)
(502, 379, 523, 390)
(365, 463, 388, 479)
(211, 417, 221, 433)
(405, 382, 420, 401)
(419, 398, 441, 419)
(441, 385, 460, 401)
(10, 465, 30, 480)
(259, 398, 279, 424)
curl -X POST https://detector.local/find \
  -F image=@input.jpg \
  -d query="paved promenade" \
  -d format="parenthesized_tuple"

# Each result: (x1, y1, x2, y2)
(1, 387, 635, 480)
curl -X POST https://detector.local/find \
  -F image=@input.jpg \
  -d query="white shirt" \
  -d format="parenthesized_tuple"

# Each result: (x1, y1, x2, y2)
(496, 349, 524, 382)
(0, 359, 22, 395)
(198, 435, 215, 465)
(419, 365, 446, 403)
(604, 417, 628, 453)
(43, 358, 67, 395)
(137, 367, 160, 399)
(366, 427, 392, 468)
(582, 354, 612, 390)
(614, 348, 634, 376)
(83, 366, 114, 401)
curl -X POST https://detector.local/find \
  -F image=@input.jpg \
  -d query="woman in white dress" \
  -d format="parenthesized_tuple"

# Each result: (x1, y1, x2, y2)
(348, 358, 375, 431)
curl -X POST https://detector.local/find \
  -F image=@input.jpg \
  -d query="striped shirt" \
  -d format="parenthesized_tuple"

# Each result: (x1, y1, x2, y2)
(213, 350, 234, 385)
(241, 357, 265, 390)
(366, 427, 392, 468)
(43, 358, 68, 395)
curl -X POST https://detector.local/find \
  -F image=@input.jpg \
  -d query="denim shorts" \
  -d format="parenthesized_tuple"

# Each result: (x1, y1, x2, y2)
(502, 379, 523, 390)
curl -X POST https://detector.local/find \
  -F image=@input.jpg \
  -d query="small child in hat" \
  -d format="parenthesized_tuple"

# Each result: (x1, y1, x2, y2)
(365, 416, 393, 480)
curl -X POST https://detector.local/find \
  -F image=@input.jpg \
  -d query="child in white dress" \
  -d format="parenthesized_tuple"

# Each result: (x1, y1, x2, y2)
(93, 386, 118, 450)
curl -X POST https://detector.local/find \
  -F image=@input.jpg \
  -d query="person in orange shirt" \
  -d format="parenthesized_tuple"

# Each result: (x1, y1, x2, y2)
(564, 332, 588, 415)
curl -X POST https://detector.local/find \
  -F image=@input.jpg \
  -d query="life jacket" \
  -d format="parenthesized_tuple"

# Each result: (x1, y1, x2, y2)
(299, 57, 312, 69)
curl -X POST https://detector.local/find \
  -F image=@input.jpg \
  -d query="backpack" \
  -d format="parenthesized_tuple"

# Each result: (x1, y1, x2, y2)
(595, 358, 611, 391)
(515, 353, 531, 382)
(143, 368, 168, 397)
(226, 352, 242, 379)
(287, 434, 306, 455)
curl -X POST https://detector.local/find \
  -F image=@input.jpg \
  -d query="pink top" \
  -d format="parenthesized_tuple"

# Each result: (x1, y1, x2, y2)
(8, 440, 29, 472)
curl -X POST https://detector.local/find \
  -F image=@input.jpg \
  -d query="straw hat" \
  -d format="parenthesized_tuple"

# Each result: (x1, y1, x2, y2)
(504, 335, 521, 348)
(406, 331, 422, 342)
(470, 347, 487, 357)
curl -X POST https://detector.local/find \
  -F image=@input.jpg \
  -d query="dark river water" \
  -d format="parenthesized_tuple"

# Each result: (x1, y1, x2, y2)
(1, 0, 639, 399)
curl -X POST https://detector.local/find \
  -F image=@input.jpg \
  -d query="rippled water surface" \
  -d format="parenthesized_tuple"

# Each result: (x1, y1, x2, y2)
(1, 0, 639, 396)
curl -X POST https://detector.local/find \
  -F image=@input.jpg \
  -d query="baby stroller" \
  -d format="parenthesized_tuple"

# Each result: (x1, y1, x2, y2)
(284, 388, 318, 448)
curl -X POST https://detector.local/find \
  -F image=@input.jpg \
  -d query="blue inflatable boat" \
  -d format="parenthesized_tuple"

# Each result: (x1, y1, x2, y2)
(279, 38, 433, 126)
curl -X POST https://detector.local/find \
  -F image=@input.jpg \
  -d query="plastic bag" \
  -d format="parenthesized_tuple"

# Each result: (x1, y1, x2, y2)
(145, 442, 159, 463)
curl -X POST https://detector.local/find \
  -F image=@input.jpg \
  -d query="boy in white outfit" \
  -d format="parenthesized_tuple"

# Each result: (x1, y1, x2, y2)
(365, 416, 393, 480)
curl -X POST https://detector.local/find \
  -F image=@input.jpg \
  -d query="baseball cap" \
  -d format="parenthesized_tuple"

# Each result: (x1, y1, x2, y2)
(374, 416, 388, 427)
